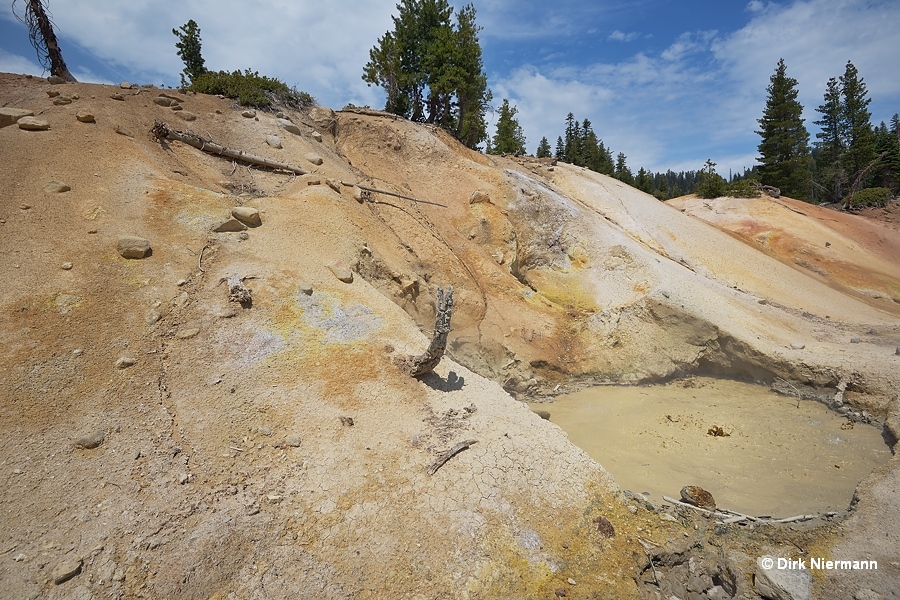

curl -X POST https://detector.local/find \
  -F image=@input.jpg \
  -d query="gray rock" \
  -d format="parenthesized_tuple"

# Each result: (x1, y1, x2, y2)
(328, 263, 354, 283)
(308, 106, 336, 133)
(312, 131, 323, 142)
(116, 235, 151, 259)
(119, 81, 133, 89)
(170, 104, 183, 111)
(52, 96, 73, 105)
(284, 434, 301, 447)
(298, 282, 313, 296)
(75, 111, 95, 123)
(707, 587, 729, 600)
(112, 568, 125, 582)
(175, 327, 200, 339)
(53, 558, 83, 584)
(241, 109, 257, 118)
(47, 75, 66, 84)
(61, 262, 73, 270)
(17, 116, 50, 131)
(470, 190, 491, 204)
(177, 111, 197, 122)
(278, 118, 301, 135)
(74, 430, 105, 449)
(116, 357, 137, 371)
(790, 342, 805, 350)
(114, 124, 133, 137)
(178, 473, 189, 485)
(353, 186, 365, 202)
(265, 134, 283, 149)
(850, 337, 861, 344)
(44, 181, 71, 193)
(0, 107, 34, 128)
(153, 96, 172, 107)
(110, 93, 125, 101)
(232, 206, 262, 227)
(146, 311, 162, 325)
(213, 218, 247, 233)
(275, 111, 286, 119)
(257, 427, 273, 436)
(47, 89, 60, 97)
(895, 346, 900, 356)
(754, 556, 810, 600)
(305, 153, 324, 166)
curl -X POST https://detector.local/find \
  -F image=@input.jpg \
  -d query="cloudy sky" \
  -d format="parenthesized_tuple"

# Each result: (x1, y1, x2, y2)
(2, 0, 898, 177)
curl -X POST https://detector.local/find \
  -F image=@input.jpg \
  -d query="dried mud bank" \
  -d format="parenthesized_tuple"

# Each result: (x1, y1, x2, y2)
(1, 74, 899, 599)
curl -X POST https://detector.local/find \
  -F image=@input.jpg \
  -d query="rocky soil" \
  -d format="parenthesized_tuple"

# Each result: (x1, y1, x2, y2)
(1, 73, 898, 599)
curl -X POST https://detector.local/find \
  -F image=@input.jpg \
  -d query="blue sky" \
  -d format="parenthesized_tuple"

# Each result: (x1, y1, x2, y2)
(2, 0, 898, 177)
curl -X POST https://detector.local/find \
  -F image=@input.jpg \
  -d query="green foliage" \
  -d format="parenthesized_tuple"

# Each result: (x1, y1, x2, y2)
(536, 136, 552, 158)
(614, 152, 634, 185)
(489, 99, 526, 155)
(173, 20, 207, 87)
(850, 187, 892, 208)
(756, 59, 812, 200)
(189, 69, 315, 109)
(559, 113, 614, 174)
(696, 159, 727, 198)
(726, 178, 761, 198)
(362, 0, 490, 149)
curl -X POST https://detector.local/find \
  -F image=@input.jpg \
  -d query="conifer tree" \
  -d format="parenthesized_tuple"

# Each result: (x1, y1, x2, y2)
(173, 20, 207, 87)
(840, 61, 876, 196)
(536, 136, 552, 158)
(614, 153, 634, 185)
(814, 77, 845, 201)
(489, 99, 526, 155)
(13, 0, 75, 81)
(555, 136, 565, 160)
(756, 59, 812, 200)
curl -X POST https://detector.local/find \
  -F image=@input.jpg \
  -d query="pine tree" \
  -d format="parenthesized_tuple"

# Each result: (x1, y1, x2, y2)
(635, 167, 652, 193)
(536, 136, 552, 158)
(614, 153, 634, 185)
(363, 1, 490, 149)
(173, 20, 207, 87)
(696, 160, 727, 198)
(756, 59, 812, 200)
(840, 61, 876, 196)
(489, 99, 526, 155)
(555, 136, 565, 160)
(814, 77, 845, 202)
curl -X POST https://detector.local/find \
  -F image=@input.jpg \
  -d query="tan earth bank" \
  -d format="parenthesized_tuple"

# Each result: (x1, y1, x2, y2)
(1, 72, 899, 599)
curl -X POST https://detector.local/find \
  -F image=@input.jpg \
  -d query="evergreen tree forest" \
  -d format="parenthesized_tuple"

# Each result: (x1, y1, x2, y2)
(362, 0, 490, 150)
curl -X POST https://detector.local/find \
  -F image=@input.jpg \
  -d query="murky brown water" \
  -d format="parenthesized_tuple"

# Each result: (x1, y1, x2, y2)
(534, 377, 892, 517)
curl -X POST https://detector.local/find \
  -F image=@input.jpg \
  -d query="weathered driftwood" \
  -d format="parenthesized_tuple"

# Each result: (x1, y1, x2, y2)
(341, 181, 448, 208)
(396, 286, 454, 377)
(427, 439, 477, 475)
(151, 121, 309, 175)
(663, 495, 830, 525)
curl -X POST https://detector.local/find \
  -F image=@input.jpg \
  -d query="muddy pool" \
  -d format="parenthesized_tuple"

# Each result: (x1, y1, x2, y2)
(533, 377, 892, 517)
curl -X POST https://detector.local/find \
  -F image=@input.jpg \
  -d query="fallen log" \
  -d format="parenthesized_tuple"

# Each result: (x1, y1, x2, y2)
(341, 181, 448, 208)
(395, 286, 454, 377)
(151, 121, 309, 175)
(427, 439, 477, 475)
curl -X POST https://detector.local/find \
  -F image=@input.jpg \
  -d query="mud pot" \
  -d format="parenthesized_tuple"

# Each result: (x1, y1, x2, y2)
(534, 377, 892, 517)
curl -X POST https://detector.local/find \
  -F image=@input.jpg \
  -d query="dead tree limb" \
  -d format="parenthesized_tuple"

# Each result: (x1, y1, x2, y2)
(341, 181, 448, 208)
(395, 286, 454, 377)
(151, 121, 309, 175)
(427, 439, 477, 475)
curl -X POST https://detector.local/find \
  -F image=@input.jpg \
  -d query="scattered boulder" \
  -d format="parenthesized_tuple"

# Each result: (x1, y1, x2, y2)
(52, 558, 83, 584)
(119, 81, 133, 89)
(17, 116, 50, 131)
(326, 178, 341, 193)
(308, 106, 336, 134)
(47, 75, 66, 84)
(115, 357, 136, 369)
(284, 434, 302, 448)
(241, 109, 257, 118)
(328, 263, 354, 284)
(754, 556, 811, 600)
(232, 206, 262, 227)
(175, 327, 200, 339)
(470, 190, 491, 204)
(116, 235, 151, 259)
(0, 107, 34, 128)
(153, 96, 179, 107)
(790, 342, 806, 350)
(306, 153, 324, 166)
(265, 135, 283, 149)
(44, 181, 71, 193)
(75, 111, 95, 123)
(170, 104, 183, 111)
(177, 111, 198, 122)
(680, 485, 716, 510)
(74, 430, 105, 450)
(46, 90, 60, 98)
(114, 124, 134, 137)
(312, 131, 323, 142)
(52, 96, 73, 105)
(146, 310, 162, 325)
(278, 118, 302, 135)
(353, 185, 365, 202)
(213, 218, 248, 233)
(110, 93, 125, 101)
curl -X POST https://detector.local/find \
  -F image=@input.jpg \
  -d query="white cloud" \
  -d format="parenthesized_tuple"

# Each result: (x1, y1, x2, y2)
(0, 48, 42, 76)
(608, 30, 639, 42)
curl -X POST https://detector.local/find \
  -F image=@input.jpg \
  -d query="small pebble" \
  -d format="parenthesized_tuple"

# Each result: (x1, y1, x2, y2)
(257, 426, 273, 437)
(61, 262, 73, 270)
(239, 231, 249, 240)
(115, 356, 136, 369)
(13, 553, 25, 562)
(176, 278, 187, 286)
(74, 430, 105, 449)
(178, 473, 189, 485)
(52, 558, 83, 584)
(72, 348, 84, 356)
(567, 578, 576, 585)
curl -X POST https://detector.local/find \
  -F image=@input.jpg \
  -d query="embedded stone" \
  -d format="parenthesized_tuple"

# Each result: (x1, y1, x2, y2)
(74, 430, 105, 449)
(305, 153, 324, 166)
(470, 190, 491, 204)
(681, 485, 716, 509)
(52, 558, 83, 584)
(231, 206, 262, 227)
(52, 96, 73, 105)
(242, 109, 257, 118)
(17, 116, 50, 131)
(44, 181, 71, 193)
(116, 235, 151, 259)
(47, 75, 66, 84)
(119, 81, 133, 89)
(177, 111, 198, 122)
(75, 111, 95, 123)
(265, 135, 282, 149)
(328, 263, 354, 283)
(278, 118, 301, 135)
(213, 218, 247, 233)
(0, 107, 34, 128)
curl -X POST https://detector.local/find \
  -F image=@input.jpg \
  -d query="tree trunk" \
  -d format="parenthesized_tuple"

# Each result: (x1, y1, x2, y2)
(28, 0, 76, 82)
(395, 287, 454, 377)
